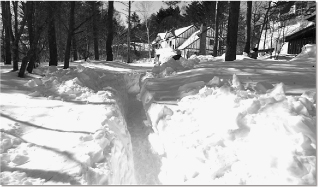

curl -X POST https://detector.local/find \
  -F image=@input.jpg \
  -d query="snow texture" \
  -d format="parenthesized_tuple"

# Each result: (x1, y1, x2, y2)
(1, 64, 136, 185)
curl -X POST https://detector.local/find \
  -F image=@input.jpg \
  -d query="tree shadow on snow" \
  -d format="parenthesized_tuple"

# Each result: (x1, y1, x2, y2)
(0, 113, 92, 134)
(1, 165, 81, 184)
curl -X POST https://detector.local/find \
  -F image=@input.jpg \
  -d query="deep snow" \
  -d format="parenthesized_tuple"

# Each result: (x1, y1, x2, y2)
(0, 44, 316, 185)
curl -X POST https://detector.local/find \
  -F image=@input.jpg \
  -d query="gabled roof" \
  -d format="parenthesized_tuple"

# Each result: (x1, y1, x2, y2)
(152, 32, 168, 44)
(158, 33, 167, 40)
(165, 25, 195, 39)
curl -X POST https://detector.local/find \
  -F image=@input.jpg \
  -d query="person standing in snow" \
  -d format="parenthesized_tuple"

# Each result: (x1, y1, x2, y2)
(249, 48, 258, 59)
(172, 49, 182, 60)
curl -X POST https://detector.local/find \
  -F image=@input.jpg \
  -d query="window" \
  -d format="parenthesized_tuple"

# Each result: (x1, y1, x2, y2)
(209, 39, 214, 45)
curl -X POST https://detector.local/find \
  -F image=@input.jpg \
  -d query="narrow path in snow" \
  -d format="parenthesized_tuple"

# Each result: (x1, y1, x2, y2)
(126, 94, 162, 185)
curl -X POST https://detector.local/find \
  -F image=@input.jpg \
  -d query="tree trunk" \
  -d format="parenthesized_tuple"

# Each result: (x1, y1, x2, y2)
(47, 2, 58, 66)
(256, 2, 271, 48)
(92, 2, 99, 60)
(12, 2, 27, 71)
(106, 1, 114, 61)
(64, 1, 75, 69)
(72, 36, 78, 61)
(213, 1, 220, 57)
(12, 1, 19, 71)
(1, 24, 4, 62)
(26, 1, 36, 73)
(244, 1, 252, 54)
(127, 1, 131, 63)
(263, 22, 268, 50)
(1, 2, 12, 65)
(225, 1, 240, 61)
(146, 24, 151, 59)
(199, 23, 207, 55)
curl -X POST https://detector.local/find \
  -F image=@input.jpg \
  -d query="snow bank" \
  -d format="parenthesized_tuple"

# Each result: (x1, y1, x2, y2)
(155, 48, 176, 64)
(290, 44, 316, 63)
(1, 65, 136, 185)
(144, 75, 316, 185)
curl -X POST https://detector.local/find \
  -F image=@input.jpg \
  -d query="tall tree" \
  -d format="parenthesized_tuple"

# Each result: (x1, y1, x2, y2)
(136, 1, 153, 59)
(64, 1, 75, 69)
(127, 1, 131, 63)
(244, 1, 252, 54)
(106, 1, 114, 61)
(72, 36, 78, 61)
(225, 1, 240, 61)
(47, 2, 58, 66)
(19, 1, 48, 77)
(213, 1, 221, 57)
(12, 2, 27, 71)
(1, 1, 12, 65)
(91, 1, 99, 60)
(26, 1, 35, 72)
(199, 23, 207, 55)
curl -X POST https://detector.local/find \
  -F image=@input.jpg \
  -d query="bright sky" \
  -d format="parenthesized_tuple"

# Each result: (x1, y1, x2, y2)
(113, 1, 190, 25)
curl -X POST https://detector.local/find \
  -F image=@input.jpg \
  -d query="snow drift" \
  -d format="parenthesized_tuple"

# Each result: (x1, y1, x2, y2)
(143, 74, 316, 185)
(290, 44, 316, 63)
(1, 65, 136, 185)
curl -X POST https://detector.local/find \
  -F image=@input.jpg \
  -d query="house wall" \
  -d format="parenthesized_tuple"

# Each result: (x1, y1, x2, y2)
(288, 36, 316, 54)
(181, 28, 215, 58)
(166, 26, 198, 50)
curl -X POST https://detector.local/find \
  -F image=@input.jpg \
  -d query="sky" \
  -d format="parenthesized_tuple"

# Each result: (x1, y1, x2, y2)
(113, 1, 190, 25)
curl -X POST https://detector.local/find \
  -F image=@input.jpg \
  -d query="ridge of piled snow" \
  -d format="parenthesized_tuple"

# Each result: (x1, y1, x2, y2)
(290, 44, 316, 63)
(144, 75, 316, 185)
(1, 64, 136, 185)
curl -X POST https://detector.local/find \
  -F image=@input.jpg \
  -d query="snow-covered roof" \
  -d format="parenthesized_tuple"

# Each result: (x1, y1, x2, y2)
(285, 22, 314, 38)
(158, 33, 166, 40)
(259, 21, 315, 50)
(175, 25, 194, 36)
(165, 25, 194, 39)
(177, 30, 200, 50)
(152, 32, 168, 44)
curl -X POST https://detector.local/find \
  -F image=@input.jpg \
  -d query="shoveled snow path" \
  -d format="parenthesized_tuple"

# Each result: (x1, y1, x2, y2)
(81, 62, 161, 184)
(126, 94, 161, 185)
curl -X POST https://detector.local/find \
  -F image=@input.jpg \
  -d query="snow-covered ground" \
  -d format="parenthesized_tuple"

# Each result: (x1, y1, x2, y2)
(0, 63, 139, 185)
(0, 44, 316, 185)
(141, 45, 317, 185)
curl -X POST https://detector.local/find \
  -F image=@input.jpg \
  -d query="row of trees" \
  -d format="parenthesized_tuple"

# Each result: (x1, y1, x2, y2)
(1, 1, 119, 77)
(1, 1, 315, 76)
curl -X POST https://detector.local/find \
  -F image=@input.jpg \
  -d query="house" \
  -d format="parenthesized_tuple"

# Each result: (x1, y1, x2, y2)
(177, 27, 215, 58)
(285, 13, 316, 54)
(152, 32, 168, 49)
(152, 25, 221, 58)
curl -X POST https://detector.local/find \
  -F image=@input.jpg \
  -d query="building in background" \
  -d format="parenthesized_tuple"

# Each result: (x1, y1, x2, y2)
(285, 13, 316, 54)
(152, 25, 224, 58)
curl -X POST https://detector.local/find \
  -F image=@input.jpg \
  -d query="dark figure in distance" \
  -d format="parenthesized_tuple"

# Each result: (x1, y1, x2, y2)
(172, 50, 182, 60)
(249, 48, 258, 59)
